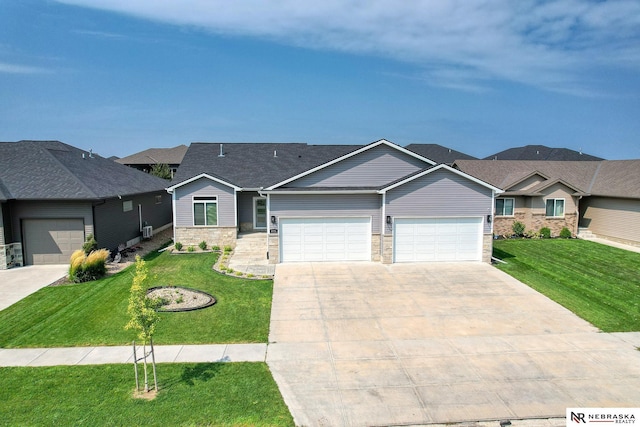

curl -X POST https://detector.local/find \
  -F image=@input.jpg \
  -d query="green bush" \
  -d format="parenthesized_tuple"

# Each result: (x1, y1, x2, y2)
(539, 227, 551, 239)
(199, 241, 207, 250)
(525, 229, 540, 239)
(512, 221, 525, 237)
(224, 246, 233, 253)
(187, 246, 195, 252)
(82, 234, 98, 255)
(69, 249, 109, 283)
(212, 245, 220, 251)
(174, 242, 183, 251)
(560, 227, 572, 238)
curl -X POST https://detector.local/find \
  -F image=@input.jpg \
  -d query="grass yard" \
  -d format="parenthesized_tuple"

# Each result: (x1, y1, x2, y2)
(0, 252, 273, 347)
(0, 362, 294, 426)
(493, 238, 640, 332)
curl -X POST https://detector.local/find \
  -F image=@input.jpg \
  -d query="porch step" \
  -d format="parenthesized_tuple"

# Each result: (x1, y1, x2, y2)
(577, 228, 596, 239)
(228, 232, 272, 274)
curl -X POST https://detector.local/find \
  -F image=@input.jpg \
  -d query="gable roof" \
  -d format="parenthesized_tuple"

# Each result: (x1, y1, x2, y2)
(454, 159, 640, 199)
(0, 140, 170, 200)
(172, 142, 362, 189)
(484, 145, 603, 161)
(266, 139, 435, 190)
(380, 164, 502, 194)
(116, 144, 188, 166)
(404, 144, 477, 164)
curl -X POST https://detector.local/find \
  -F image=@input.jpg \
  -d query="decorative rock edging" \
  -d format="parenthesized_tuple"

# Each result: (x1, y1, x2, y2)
(146, 286, 216, 312)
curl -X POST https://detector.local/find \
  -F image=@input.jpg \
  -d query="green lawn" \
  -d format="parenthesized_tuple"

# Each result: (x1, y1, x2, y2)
(493, 239, 640, 332)
(0, 363, 294, 426)
(0, 252, 273, 348)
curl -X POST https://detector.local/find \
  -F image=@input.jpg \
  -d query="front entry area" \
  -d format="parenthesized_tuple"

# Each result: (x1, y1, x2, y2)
(393, 217, 482, 262)
(279, 217, 370, 262)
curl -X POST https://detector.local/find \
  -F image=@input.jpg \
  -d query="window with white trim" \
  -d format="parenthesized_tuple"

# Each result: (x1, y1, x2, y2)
(495, 198, 514, 216)
(545, 198, 565, 217)
(193, 196, 218, 226)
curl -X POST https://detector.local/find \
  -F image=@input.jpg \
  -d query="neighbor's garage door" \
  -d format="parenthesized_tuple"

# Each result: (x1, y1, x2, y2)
(394, 217, 482, 262)
(280, 217, 370, 262)
(23, 219, 85, 265)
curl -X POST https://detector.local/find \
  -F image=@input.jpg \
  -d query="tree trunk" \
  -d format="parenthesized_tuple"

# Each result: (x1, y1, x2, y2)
(150, 337, 158, 391)
(142, 340, 149, 392)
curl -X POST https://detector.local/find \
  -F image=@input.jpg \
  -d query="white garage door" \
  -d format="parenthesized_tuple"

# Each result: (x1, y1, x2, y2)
(23, 219, 85, 265)
(280, 217, 371, 262)
(394, 217, 482, 262)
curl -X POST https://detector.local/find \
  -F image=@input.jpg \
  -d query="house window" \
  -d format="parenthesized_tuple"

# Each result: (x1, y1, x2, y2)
(545, 198, 565, 217)
(123, 200, 133, 212)
(155, 195, 162, 204)
(495, 198, 514, 216)
(193, 196, 218, 226)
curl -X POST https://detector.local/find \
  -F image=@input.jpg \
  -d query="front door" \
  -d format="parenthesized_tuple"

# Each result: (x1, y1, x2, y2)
(253, 197, 267, 229)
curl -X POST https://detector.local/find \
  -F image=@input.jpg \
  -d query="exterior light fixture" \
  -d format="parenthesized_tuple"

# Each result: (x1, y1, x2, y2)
(487, 214, 492, 223)
(271, 215, 277, 224)
(386, 215, 392, 224)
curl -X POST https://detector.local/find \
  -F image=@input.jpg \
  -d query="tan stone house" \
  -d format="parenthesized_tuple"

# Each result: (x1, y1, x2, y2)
(454, 160, 640, 246)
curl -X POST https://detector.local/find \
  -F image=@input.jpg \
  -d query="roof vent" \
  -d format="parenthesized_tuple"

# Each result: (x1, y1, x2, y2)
(579, 147, 583, 155)
(89, 149, 94, 158)
(274, 150, 277, 158)
(82, 153, 85, 159)
(218, 143, 225, 158)
(448, 149, 452, 153)
(536, 150, 539, 155)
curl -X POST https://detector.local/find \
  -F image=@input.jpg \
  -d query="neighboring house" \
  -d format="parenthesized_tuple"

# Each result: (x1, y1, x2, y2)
(454, 159, 640, 246)
(0, 141, 172, 269)
(167, 140, 501, 264)
(405, 144, 477, 165)
(484, 145, 603, 161)
(116, 144, 188, 178)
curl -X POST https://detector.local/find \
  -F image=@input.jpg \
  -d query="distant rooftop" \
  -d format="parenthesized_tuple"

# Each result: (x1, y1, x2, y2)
(116, 144, 188, 166)
(484, 145, 603, 161)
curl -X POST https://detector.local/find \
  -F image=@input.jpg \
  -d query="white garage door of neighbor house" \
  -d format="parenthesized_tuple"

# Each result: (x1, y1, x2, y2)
(23, 218, 85, 265)
(393, 217, 482, 262)
(280, 217, 371, 262)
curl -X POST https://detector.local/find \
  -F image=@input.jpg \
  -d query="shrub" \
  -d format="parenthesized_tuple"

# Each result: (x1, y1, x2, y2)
(187, 246, 195, 252)
(174, 242, 183, 251)
(224, 245, 233, 253)
(199, 241, 207, 250)
(512, 221, 525, 237)
(539, 227, 551, 239)
(525, 229, 540, 239)
(69, 248, 109, 283)
(212, 245, 220, 251)
(82, 234, 98, 254)
(560, 227, 572, 238)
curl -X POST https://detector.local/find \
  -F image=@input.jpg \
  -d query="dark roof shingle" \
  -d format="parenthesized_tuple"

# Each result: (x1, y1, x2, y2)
(404, 144, 476, 164)
(0, 140, 170, 200)
(484, 145, 603, 161)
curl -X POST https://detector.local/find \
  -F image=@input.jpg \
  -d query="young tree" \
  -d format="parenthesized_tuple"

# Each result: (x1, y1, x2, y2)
(149, 163, 172, 180)
(125, 256, 160, 392)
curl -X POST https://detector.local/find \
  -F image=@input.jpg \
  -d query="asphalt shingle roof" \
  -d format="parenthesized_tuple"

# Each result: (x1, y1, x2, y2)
(171, 142, 362, 188)
(454, 159, 640, 199)
(405, 144, 476, 164)
(0, 140, 170, 200)
(116, 145, 188, 166)
(484, 145, 603, 161)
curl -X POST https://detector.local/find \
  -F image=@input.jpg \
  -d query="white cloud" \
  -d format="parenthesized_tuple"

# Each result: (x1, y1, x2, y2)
(0, 62, 48, 74)
(55, 0, 640, 94)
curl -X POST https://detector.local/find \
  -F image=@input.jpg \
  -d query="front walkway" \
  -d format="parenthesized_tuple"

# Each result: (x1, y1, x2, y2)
(227, 232, 275, 276)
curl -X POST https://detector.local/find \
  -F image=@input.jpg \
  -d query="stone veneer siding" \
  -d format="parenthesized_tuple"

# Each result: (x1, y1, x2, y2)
(482, 234, 492, 264)
(268, 233, 279, 264)
(370, 234, 381, 262)
(382, 235, 393, 264)
(174, 227, 237, 248)
(494, 212, 577, 237)
(0, 243, 23, 270)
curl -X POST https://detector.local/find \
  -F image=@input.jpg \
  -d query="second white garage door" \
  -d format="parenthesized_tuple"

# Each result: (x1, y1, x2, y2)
(280, 217, 371, 262)
(394, 217, 482, 262)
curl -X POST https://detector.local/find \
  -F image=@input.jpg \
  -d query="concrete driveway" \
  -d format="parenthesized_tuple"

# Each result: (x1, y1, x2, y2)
(0, 265, 67, 311)
(266, 262, 640, 427)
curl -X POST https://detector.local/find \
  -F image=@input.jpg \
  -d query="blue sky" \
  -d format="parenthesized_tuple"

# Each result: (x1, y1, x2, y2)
(1, 0, 639, 160)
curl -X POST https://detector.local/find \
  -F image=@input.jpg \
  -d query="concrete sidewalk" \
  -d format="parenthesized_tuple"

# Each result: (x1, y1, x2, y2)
(0, 343, 267, 367)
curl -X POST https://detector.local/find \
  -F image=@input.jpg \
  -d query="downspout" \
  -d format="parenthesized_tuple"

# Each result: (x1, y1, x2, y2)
(576, 195, 582, 237)
(258, 188, 270, 261)
(380, 191, 386, 263)
(167, 188, 176, 244)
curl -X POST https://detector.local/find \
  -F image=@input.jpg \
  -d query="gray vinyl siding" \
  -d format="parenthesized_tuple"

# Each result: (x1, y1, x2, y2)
(9, 200, 93, 244)
(270, 194, 382, 233)
(174, 177, 236, 227)
(0, 203, 5, 245)
(386, 169, 493, 234)
(2, 203, 11, 244)
(287, 145, 426, 188)
(94, 191, 172, 251)
(581, 197, 640, 244)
